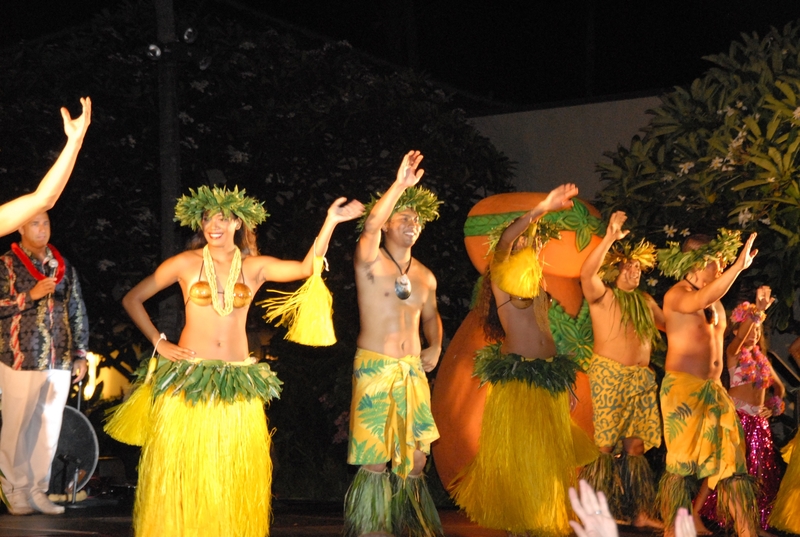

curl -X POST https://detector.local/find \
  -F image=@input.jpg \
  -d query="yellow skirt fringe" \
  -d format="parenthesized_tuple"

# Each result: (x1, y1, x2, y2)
(134, 392, 272, 537)
(769, 433, 800, 533)
(450, 380, 597, 536)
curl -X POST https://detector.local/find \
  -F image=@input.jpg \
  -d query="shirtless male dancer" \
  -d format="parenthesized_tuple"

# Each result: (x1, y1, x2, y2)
(656, 231, 759, 537)
(344, 150, 444, 537)
(580, 210, 664, 528)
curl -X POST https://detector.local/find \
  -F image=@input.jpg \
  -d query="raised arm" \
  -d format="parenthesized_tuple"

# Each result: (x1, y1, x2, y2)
(420, 272, 442, 372)
(122, 254, 196, 361)
(580, 211, 628, 303)
(0, 97, 92, 237)
(496, 183, 578, 257)
(726, 286, 774, 359)
(257, 197, 364, 284)
(671, 233, 757, 314)
(355, 150, 424, 264)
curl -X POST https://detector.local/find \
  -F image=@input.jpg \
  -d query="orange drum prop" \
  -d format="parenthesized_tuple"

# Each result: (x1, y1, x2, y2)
(431, 192, 603, 489)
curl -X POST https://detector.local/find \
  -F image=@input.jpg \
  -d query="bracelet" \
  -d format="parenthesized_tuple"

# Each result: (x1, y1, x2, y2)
(767, 395, 785, 416)
(152, 333, 167, 356)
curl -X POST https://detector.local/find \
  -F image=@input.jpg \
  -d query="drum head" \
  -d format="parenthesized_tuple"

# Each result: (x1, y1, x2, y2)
(48, 406, 99, 494)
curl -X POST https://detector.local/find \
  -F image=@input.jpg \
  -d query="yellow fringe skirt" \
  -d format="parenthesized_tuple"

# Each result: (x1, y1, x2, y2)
(133, 387, 273, 537)
(450, 379, 597, 536)
(769, 433, 800, 533)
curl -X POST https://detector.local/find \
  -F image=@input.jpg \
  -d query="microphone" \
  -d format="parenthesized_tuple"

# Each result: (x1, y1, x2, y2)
(45, 257, 58, 300)
(48, 258, 59, 278)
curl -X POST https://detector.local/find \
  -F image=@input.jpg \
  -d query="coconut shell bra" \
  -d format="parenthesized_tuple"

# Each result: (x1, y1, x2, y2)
(187, 260, 253, 309)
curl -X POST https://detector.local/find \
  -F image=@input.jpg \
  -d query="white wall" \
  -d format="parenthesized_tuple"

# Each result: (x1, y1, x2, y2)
(469, 95, 661, 200)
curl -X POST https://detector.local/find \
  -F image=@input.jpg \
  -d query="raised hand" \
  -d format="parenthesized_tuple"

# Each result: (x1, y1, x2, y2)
(737, 233, 758, 270)
(395, 150, 425, 188)
(62, 97, 92, 141)
(541, 183, 579, 214)
(754, 285, 775, 311)
(328, 197, 365, 224)
(606, 211, 630, 242)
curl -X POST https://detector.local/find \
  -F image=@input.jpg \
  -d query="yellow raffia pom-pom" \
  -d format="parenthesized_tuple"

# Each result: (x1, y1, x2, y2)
(260, 256, 336, 347)
(103, 357, 157, 446)
(490, 247, 542, 299)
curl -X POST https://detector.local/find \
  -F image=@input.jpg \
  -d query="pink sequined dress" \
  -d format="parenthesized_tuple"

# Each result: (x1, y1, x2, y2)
(699, 345, 783, 530)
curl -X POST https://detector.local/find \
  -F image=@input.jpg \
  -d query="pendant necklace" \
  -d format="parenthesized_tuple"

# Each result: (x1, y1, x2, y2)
(382, 247, 412, 300)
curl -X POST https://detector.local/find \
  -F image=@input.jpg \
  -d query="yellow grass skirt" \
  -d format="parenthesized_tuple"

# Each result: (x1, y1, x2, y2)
(450, 379, 597, 536)
(133, 390, 272, 537)
(769, 433, 800, 533)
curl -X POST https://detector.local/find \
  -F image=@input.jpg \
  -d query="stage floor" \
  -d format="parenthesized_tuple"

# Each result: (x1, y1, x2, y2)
(0, 498, 716, 537)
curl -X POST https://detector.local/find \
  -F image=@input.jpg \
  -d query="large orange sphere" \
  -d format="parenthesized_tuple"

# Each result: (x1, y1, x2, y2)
(462, 192, 602, 277)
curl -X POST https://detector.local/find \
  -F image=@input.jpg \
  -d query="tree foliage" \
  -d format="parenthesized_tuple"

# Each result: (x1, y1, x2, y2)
(0, 0, 514, 498)
(596, 20, 800, 330)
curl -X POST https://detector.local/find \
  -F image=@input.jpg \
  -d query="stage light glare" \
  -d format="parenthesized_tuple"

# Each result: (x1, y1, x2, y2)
(147, 44, 162, 60)
(183, 27, 197, 44)
(83, 352, 101, 400)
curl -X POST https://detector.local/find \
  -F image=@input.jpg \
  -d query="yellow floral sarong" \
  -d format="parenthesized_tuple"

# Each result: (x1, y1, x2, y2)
(588, 353, 661, 452)
(347, 348, 439, 479)
(660, 371, 747, 489)
(769, 432, 800, 533)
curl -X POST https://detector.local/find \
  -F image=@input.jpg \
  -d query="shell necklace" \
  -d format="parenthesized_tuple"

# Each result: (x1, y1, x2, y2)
(382, 247, 412, 300)
(203, 245, 242, 316)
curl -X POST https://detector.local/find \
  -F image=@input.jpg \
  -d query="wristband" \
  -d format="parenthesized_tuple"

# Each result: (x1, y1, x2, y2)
(153, 333, 167, 356)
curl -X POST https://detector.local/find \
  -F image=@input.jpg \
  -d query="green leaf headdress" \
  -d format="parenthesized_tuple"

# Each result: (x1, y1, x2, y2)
(356, 186, 442, 231)
(484, 218, 561, 257)
(174, 185, 269, 231)
(657, 229, 742, 280)
(599, 239, 657, 283)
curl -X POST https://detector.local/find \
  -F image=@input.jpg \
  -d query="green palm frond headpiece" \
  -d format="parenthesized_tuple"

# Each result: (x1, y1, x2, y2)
(356, 186, 442, 231)
(657, 229, 742, 280)
(484, 218, 560, 257)
(174, 185, 268, 231)
(599, 239, 657, 283)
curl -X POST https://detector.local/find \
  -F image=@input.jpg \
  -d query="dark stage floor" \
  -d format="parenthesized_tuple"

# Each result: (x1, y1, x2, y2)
(0, 497, 683, 537)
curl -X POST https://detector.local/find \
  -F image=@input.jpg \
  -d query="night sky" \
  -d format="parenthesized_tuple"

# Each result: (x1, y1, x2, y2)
(1, 0, 799, 108)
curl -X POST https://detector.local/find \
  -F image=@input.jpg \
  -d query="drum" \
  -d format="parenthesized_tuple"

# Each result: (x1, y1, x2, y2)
(48, 405, 99, 495)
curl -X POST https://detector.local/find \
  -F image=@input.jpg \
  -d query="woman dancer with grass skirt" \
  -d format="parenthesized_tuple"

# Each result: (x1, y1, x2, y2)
(697, 287, 784, 532)
(450, 184, 598, 537)
(768, 339, 800, 534)
(107, 185, 363, 537)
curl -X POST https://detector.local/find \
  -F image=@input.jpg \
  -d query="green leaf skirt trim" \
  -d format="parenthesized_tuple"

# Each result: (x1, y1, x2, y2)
(473, 343, 581, 393)
(135, 357, 283, 406)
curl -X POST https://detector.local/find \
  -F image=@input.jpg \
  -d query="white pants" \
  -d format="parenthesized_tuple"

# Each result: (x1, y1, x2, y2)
(0, 363, 71, 496)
